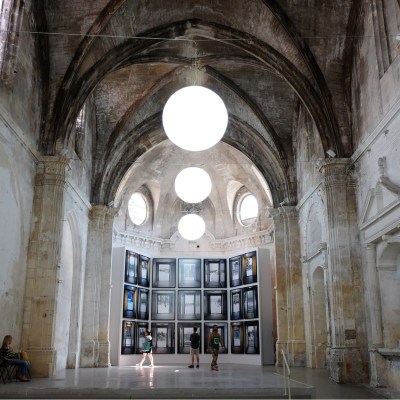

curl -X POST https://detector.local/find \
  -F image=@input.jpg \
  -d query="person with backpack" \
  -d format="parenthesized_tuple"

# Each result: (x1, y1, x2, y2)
(188, 327, 200, 368)
(207, 325, 223, 371)
(137, 330, 154, 367)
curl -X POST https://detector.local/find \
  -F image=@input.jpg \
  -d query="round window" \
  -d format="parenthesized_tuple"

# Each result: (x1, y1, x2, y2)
(238, 194, 258, 226)
(128, 193, 148, 226)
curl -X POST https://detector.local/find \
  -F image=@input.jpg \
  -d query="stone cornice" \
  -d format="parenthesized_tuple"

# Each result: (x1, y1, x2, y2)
(113, 227, 273, 251)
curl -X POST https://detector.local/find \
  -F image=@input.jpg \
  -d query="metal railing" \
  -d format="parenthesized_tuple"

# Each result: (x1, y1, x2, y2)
(281, 349, 291, 399)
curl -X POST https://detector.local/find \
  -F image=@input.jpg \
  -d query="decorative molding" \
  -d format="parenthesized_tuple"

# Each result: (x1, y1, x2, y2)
(113, 226, 273, 251)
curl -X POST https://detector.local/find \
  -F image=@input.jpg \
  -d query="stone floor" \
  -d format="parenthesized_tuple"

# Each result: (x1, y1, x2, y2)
(0, 363, 388, 399)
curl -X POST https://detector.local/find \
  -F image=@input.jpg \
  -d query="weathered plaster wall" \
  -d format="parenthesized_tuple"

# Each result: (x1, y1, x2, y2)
(0, 0, 43, 149)
(351, 2, 400, 148)
(0, 117, 36, 345)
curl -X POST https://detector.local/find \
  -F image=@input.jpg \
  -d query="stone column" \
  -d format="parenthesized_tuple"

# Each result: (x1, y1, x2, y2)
(364, 243, 384, 387)
(21, 156, 70, 377)
(319, 159, 367, 383)
(80, 205, 118, 368)
(269, 206, 305, 366)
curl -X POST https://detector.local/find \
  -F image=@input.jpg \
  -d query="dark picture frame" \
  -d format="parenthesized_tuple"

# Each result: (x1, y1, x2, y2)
(151, 322, 175, 354)
(178, 323, 201, 354)
(125, 250, 138, 284)
(136, 322, 149, 354)
(204, 259, 227, 288)
(138, 255, 150, 287)
(243, 285, 258, 319)
(245, 321, 260, 354)
(137, 288, 149, 320)
(152, 258, 176, 288)
(123, 285, 136, 319)
(230, 288, 243, 320)
(242, 251, 257, 285)
(229, 256, 242, 287)
(178, 258, 201, 288)
(151, 290, 175, 320)
(230, 322, 244, 354)
(121, 320, 136, 354)
(204, 290, 227, 320)
(204, 322, 228, 354)
(178, 290, 201, 320)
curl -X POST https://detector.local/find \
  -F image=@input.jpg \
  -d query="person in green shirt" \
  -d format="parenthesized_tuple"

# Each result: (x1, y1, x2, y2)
(207, 325, 223, 371)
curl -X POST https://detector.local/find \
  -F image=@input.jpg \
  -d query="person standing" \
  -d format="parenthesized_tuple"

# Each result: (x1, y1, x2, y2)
(188, 327, 200, 368)
(137, 330, 154, 367)
(207, 325, 223, 371)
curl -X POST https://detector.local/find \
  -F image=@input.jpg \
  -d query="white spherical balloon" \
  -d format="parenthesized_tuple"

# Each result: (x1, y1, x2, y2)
(163, 86, 228, 151)
(178, 214, 206, 240)
(175, 167, 212, 203)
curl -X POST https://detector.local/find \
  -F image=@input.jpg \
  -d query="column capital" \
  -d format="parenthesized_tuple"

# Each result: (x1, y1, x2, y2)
(89, 205, 119, 220)
(318, 158, 354, 187)
(35, 156, 71, 187)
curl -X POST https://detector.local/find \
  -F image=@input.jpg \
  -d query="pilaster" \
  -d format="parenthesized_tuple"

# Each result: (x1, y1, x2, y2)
(364, 243, 385, 387)
(80, 205, 119, 368)
(22, 156, 70, 377)
(269, 206, 305, 367)
(319, 159, 367, 383)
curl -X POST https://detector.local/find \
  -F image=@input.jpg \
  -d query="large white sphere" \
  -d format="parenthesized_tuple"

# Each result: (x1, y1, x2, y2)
(175, 167, 212, 203)
(162, 86, 228, 151)
(178, 214, 206, 240)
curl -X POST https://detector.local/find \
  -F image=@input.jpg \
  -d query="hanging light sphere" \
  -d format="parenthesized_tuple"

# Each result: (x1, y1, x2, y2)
(175, 167, 212, 203)
(162, 86, 228, 151)
(178, 214, 206, 241)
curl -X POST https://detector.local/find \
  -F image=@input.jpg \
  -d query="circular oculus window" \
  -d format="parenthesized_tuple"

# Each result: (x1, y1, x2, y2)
(128, 192, 148, 226)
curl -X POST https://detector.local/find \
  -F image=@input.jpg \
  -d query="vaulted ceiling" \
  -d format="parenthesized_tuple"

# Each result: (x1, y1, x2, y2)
(39, 0, 355, 212)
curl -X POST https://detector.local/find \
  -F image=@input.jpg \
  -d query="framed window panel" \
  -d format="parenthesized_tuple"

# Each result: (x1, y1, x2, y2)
(152, 258, 176, 288)
(245, 321, 260, 354)
(151, 322, 175, 354)
(178, 290, 201, 320)
(151, 290, 175, 320)
(138, 255, 150, 287)
(230, 288, 243, 320)
(204, 259, 227, 288)
(125, 250, 138, 284)
(204, 290, 227, 320)
(121, 320, 136, 354)
(230, 322, 244, 354)
(178, 323, 201, 354)
(136, 322, 149, 354)
(242, 251, 257, 285)
(137, 288, 149, 320)
(178, 258, 201, 288)
(229, 256, 242, 287)
(204, 322, 228, 354)
(123, 285, 137, 319)
(243, 286, 258, 319)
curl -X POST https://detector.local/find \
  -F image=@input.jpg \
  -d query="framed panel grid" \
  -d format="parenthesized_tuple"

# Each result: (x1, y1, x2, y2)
(178, 258, 201, 288)
(204, 322, 228, 354)
(204, 290, 227, 320)
(230, 322, 244, 354)
(229, 256, 242, 287)
(242, 251, 257, 285)
(151, 322, 175, 354)
(151, 290, 175, 320)
(178, 323, 201, 354)
(204, 259, 227, 288)
(152, 258, 176, 288)
(125, 251, 138, 284)
(178, 290, 201, 320)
